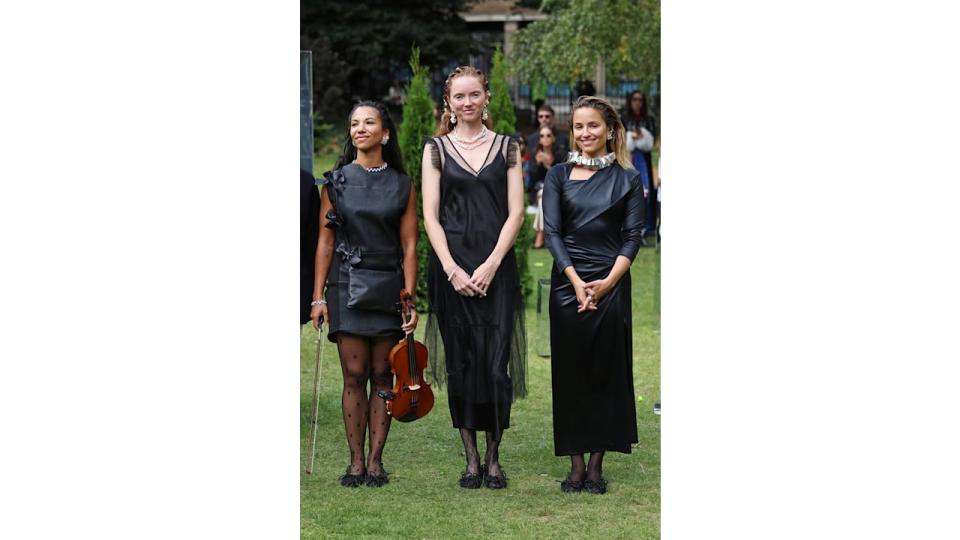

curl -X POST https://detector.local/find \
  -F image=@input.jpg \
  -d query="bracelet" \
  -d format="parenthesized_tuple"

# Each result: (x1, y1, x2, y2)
(445, 265, 459, 282)
(310, 299, 327, 306)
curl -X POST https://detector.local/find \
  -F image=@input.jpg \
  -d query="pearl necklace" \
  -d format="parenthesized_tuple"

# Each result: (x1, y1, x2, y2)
(567, 151, 616, 170)
(356, 162, 388, 173)
(449, 126, 489, 150)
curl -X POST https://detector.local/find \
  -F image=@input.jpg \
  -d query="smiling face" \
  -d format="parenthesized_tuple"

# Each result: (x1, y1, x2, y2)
(349, 106, 387, 151)
(571, 106, 610, 157)
(447, 75, 487, 124)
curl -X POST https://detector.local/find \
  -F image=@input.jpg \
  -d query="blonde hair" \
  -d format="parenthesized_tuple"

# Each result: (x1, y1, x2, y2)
(568, 95, 633, 170)
(436, 66, 494, 137)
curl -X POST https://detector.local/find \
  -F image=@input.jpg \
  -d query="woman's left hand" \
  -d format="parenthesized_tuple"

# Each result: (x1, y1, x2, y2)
(401, 308, 419, 335)
(582, 277, 615, 305)
(469, 259, 500, 297)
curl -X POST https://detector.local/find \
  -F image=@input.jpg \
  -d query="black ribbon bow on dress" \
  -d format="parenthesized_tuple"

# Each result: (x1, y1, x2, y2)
(335, 243, 362, 265)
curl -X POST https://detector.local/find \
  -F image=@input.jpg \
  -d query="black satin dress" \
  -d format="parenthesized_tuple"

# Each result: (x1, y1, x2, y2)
(424, 134, 527, 439)
(542, 162, 645, 455)
(320, 164, 411, 343)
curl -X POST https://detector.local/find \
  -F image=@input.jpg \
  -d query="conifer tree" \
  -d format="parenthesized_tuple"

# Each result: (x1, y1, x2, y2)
(489, 45, 533, 299)
(398, 46, 437, 312)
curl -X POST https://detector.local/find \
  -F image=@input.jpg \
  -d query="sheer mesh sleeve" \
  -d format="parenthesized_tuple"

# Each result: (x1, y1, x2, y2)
(425, 312, 447, 388)
(423, 137, 442, 171)
(505, 138, 520, 168)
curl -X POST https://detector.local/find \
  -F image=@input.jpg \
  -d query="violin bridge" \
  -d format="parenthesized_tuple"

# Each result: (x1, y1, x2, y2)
(406, 384, 421, 391)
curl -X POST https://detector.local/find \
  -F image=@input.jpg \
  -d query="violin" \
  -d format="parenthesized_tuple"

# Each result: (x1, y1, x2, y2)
(377, 289, 434, 422)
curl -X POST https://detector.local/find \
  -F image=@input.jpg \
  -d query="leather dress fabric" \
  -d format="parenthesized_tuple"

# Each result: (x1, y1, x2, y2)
(541, 163, 645, 455)
(321, 163, 411, 343)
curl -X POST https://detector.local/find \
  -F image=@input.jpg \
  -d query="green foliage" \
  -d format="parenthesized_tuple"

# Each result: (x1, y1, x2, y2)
(488, 45, 517, 135)
(510, 0, 660, 89)
(515, 214, 535, 299)
(398, 46, 438, 313)
(301, 0, 477, 127)
(489, 44, 534, 300)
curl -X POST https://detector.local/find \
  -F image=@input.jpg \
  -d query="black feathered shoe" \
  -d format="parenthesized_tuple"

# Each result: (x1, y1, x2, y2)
(458, 465, 485, 489)
(560, 474, 584, 493)
(339, 465, 365, 488)
(583, 478, 608, 494)
(483, 467, 508, 490)
(364, 469, 389, 488)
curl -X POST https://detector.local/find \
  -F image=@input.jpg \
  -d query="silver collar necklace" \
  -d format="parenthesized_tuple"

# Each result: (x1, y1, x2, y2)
(567, 151, 616, 170)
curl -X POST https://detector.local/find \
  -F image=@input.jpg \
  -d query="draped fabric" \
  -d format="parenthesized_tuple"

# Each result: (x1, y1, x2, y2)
(423, 134, 527, 439)
(541, 163, 644, 455)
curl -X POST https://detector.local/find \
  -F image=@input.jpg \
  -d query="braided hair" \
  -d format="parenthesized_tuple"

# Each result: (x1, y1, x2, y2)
(436, 66, 494, 137)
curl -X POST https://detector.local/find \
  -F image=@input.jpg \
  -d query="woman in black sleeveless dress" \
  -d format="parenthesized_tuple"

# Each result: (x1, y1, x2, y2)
(310, 101, 419, 488)
(422, 67, 527, 490)
(543, 96, 645, 495)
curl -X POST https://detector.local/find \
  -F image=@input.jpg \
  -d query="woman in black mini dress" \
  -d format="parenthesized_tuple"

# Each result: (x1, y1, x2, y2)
(310, 101, 419, 488)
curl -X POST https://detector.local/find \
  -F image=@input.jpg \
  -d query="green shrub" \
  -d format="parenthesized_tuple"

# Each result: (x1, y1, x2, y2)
(398, 46, 437, 313)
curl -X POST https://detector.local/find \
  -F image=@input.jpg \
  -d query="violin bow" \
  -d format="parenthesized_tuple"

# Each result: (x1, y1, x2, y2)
(305, 323, 324, 474)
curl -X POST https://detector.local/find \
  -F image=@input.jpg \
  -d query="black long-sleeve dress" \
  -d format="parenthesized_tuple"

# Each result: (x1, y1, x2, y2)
(424, 134, 527, 439)
(542, 162, 645, 455)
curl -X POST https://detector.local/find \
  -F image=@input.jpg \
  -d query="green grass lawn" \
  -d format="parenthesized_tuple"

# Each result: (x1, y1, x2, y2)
(300, 224, 660, 539)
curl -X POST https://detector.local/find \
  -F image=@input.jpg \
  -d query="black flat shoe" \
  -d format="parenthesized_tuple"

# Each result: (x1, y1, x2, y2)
(560, 475, 584, 493)
(458, 465, 485, 489)
(483, 467, 507, 490)
(364, 469, 389, 488)
(339, 465, 365, 488)
(583, 478, 608, 494)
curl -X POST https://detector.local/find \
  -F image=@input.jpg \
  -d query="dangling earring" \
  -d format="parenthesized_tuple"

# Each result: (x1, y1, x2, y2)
(450, 111, 457, 124)
(607, 131, 613, 140)
(482, 106, 489, 121)
(381, 135, 389, 146)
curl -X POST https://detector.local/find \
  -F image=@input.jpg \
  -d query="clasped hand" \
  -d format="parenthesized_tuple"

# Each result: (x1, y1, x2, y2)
(575, 277, 614, 313)
(447, 259, 499, 297)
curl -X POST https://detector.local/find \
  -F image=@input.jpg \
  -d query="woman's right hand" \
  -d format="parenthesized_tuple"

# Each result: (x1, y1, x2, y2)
(573, 279, 598, 313)
(447, 265, 484, 297)
(310, 302, 328, 330)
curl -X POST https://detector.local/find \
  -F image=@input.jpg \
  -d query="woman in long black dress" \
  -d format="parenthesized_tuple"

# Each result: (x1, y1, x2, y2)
(542, 95, 645, 495)
(310, 101, 419, 488)
(422, 66, 527, 490)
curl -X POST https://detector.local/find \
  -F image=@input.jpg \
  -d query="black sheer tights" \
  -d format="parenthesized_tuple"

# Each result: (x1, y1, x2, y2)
(459, 429, 504, 476)
(337, 334, 395, 476)
(568, 452, 605, 482)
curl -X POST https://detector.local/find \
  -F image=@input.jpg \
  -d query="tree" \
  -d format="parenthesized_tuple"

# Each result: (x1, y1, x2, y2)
(487, 45, 534, 300)
(510, 0, 660, 89)
(301, 1, 478, 127)
(398, 46, 437, 313)
(488, 45, 517, 135)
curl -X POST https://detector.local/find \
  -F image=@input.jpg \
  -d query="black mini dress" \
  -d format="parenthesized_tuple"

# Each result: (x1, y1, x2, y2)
(320, 163, 411, 343)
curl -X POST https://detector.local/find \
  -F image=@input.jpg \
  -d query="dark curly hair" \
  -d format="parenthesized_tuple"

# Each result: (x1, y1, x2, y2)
(334, 100, 405, 175)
